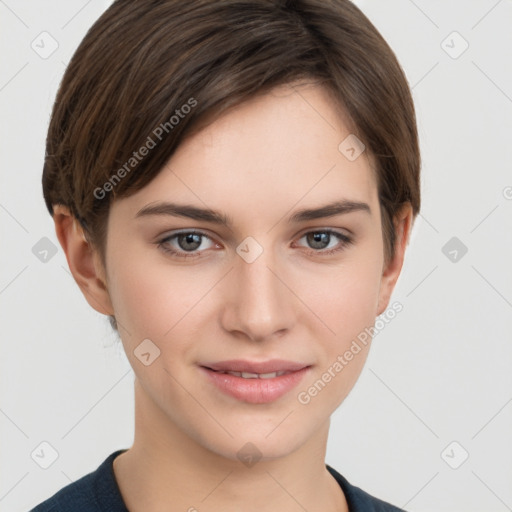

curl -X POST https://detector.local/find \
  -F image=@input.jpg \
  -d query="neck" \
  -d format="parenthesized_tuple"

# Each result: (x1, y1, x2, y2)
(113, 378, 348, 512)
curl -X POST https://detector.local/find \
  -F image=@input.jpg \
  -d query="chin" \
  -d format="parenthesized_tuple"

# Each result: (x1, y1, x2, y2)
(205, 435, 306, 465)
(191, 414, 319, 465)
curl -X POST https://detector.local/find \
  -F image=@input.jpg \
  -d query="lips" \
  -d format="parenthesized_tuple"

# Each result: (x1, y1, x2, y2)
(199, 359, 311, 404)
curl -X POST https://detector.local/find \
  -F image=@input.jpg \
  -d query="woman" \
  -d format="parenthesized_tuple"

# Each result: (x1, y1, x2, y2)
(33, 0, 420, 510)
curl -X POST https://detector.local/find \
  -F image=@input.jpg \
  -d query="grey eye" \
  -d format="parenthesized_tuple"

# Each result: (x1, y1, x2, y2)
(177, 233, 203, 251)
(306, 232, 331, 249)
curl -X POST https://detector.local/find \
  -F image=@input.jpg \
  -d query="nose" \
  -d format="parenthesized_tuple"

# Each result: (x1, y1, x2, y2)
(219, 243, 296, 343)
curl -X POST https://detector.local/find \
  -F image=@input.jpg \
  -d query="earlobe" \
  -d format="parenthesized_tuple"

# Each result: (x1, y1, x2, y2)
(52, 204, 115, 317)
(376, 203, 413, 316)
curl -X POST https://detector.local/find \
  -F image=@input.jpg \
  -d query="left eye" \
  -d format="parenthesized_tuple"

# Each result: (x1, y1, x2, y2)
(298, 231, 341, 250)
(295, 230, 353, 254)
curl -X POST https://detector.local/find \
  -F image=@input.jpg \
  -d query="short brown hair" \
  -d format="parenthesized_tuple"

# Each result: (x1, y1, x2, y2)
(42, 0, 421, 330)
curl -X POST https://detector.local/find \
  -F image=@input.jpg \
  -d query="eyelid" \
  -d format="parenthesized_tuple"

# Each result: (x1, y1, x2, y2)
(295, 225, 352, 240)
(157, 229, 218, 250)
(293, 228, 353, 250)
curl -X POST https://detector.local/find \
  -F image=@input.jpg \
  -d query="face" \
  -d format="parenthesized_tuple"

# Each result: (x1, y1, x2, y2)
(97, 83, 398, 461)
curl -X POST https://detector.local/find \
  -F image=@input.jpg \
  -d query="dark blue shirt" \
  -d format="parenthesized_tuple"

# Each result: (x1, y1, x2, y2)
(30, 449, 405, 511)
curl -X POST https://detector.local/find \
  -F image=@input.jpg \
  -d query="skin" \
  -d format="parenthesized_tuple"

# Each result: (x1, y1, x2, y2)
(53, 82, 413, 512)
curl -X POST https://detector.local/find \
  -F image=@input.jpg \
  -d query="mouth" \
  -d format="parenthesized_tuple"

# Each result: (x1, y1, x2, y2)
(199, 359, 311, 404)
(207, 369, 292, 379)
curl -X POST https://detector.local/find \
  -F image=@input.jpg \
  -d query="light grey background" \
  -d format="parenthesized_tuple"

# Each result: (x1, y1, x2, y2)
(1, 1, 511, 511)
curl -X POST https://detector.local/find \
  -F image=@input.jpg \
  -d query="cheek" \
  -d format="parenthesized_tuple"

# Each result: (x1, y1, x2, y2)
(108, 248, 207, 338)
(294, 249, 382, 405)
(295, 272, 378, 414)
(300, 254, 382, 342)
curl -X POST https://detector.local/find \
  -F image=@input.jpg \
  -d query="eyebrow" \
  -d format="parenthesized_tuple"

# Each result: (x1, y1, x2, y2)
(135, 199, 371, 226)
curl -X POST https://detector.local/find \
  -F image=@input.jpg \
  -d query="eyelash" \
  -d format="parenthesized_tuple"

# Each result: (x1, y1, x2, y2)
(156, 229, 353, 259)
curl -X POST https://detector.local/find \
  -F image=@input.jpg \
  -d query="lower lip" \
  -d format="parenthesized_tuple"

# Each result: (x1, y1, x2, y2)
(200, 366, 310, 404)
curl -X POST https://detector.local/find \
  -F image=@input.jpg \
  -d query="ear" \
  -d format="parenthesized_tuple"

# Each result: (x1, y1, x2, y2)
(376, 203, 414, 316)
(52, 204, 114, 317)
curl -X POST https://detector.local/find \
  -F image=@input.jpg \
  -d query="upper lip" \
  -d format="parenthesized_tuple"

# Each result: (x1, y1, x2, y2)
(201, 359, 309, 374)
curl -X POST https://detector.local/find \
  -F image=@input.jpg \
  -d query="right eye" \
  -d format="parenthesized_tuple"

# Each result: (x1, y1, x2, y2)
(157, 230, 218, 258)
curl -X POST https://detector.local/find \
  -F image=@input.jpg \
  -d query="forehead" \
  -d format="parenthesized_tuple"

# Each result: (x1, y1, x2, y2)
(111, 83, 379, 226)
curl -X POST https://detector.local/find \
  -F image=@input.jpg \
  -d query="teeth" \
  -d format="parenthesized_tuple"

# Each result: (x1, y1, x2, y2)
(241, 372, 259, 379)
(259, 372, 278, 379)
(219, 370, 289, 379)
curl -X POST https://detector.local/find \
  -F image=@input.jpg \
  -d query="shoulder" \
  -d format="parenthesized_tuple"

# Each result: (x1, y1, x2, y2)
(327, 465, 406, 512)
(30, 450, 128, 512)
